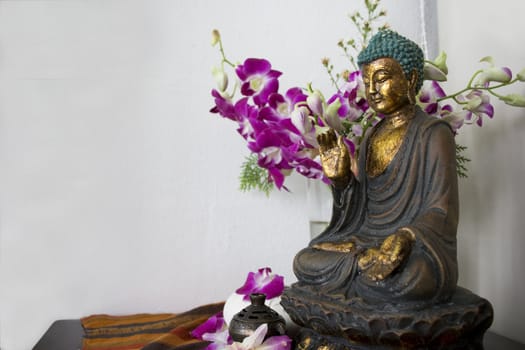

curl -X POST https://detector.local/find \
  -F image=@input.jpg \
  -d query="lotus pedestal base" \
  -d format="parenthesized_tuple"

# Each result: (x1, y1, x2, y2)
(281, 286, 494, 349)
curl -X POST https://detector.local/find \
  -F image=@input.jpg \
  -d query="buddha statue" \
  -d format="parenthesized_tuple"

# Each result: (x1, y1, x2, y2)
(281, 30, 493, 349)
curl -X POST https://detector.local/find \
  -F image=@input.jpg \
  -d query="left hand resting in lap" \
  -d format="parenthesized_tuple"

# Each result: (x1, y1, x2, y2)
(357, 230, 415, 281)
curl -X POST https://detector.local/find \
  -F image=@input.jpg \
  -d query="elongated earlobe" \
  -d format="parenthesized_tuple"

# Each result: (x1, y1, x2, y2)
(408, 69, 418, 105)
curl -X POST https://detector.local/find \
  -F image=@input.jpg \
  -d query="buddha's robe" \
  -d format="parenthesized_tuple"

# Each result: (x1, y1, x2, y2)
(293, 107, 459, 306)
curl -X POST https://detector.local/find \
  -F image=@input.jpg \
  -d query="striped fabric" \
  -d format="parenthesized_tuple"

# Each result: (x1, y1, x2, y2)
(81, 302, 224, 350)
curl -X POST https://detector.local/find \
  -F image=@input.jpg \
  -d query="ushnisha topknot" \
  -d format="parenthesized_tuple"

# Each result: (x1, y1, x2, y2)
(357, 29, 425, 93)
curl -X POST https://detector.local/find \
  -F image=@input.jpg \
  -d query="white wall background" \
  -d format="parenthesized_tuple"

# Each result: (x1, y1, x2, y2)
(0, 0, 522, 349)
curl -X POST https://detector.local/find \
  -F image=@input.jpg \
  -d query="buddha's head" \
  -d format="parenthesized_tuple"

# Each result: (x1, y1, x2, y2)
(357, 30, 424, 115)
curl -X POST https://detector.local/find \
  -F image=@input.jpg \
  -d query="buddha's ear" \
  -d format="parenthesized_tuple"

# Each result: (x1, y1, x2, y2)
(407, 69, 418, 104)
(408, 69, 418, 92)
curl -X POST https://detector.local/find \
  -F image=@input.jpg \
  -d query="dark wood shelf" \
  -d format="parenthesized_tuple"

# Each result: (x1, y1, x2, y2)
(33, 319, 525, 350)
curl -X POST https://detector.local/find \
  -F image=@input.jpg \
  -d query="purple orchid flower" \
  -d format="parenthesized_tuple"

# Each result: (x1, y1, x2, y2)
(211, 89, 238, 121)
(419, 81, 446, 116)
(291, 156, 327, 183)
(317, 71, 368, 131)
(290, 106, 318, 148)
(341, 71, 369, 114)
(192, 312, 233, 350)
(235, 267, 284, 301)
(248, 124, 293, 155)
(234, 98, 259, 140)
(476, 66, 512, 86)
(266, 88, 308, 120)
(441, 109, 467, 133)
(236, 58, 282, 107)
(327, 92, 351, 119)
(461, 89, 494, 127)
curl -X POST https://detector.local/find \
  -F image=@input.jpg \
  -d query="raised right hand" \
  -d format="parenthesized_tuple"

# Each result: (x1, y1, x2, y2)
(317, 129, 352, 187)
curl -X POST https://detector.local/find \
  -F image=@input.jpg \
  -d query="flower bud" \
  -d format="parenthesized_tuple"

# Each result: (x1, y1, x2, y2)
(290, 106, 312, 134)
(476, 66, 512, 85)
(500, 93, 525, 107)
(517, 68, 525, 82)
(306, 91, 324, 116)
(432, 51, 448, 75)
(325, 99, 343, 131)
(212, 66, 228, 92)
(211, 29, 221, 46)
(423, 63, 447, 81)
(479, 56, 495, 66)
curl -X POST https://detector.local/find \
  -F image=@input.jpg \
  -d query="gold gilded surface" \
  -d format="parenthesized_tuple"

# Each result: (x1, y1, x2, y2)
(317, 346, 335, 350)
(283, 31, 483, 349)
(366, 113, 411, 177)
(312, 241, 355, 253)
(361, 57, 417, 178)
(362, 58, 413, 115)
(296, 336, 311, 350)
(357, 229, 415, 281)
(317, 129, 352, 187)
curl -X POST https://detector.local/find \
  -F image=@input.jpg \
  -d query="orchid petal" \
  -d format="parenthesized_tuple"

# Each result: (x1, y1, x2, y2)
(476, 66, 512, 85)
(479, 56, 495, 66)
(191, 313, 224, 339)
(477, 103, 494, 118)
(423, 63, 447, 81)
(268, 167, 285, 189)
(432, 51, 448, 74)
(342, 137, 356, 156)
(290, 106, 312, 134)
(442, 111, 466, 132)
(254, 78, 280, 106)
(241, 324, 268, 349)
(236, 59, 282, 106)
(257, 335, 292, 350)
(424, 103, 439, 115)
(465, 95, 483, 110)
(236, 59, 271, 80)
(476, 115, 483, 127)
(235, 268, 285, 301)
(212, 66, 229, 92)
(306, 91, 324, 116)
(325, 98, 343, 131)
(202, 327, 232, 345)
(211, 89, 237, 120)
(430, 81, 446, 98)
(351, 124, 363, 137)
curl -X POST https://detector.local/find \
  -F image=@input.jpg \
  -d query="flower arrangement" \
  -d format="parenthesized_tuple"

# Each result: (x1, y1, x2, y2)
(209, 0, 525, 194)
(191, 267, 291, 350)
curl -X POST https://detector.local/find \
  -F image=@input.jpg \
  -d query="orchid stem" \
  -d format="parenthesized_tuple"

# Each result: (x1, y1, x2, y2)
(218, 38, 235, 68)
(437, 76, 520, 103)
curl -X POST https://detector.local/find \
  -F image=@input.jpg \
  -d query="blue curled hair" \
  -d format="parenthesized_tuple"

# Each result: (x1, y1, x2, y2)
(357, 29, 424, 93)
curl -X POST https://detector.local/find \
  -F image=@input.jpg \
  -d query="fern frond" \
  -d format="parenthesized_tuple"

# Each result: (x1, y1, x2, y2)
(239, 154, 274, 196)
(456, 143, 471, 178)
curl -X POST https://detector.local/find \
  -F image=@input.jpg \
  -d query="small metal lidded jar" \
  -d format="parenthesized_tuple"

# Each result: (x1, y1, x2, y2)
(228, 293, 286, 342)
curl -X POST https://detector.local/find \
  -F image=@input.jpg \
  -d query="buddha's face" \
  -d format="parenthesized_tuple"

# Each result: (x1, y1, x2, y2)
(362, 57, 413, 115)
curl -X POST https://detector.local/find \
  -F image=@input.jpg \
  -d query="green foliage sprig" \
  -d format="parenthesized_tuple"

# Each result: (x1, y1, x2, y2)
(239, 154, 274, 196)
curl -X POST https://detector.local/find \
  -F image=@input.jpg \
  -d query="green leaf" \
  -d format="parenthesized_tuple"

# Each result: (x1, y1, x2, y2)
(239, 154, 274, 195)
(456, 143, 471, 178)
